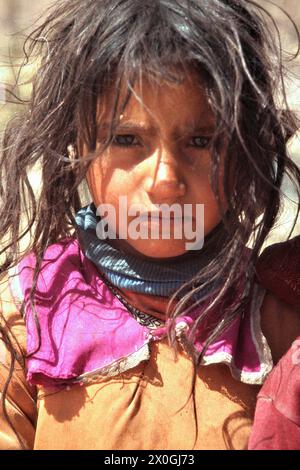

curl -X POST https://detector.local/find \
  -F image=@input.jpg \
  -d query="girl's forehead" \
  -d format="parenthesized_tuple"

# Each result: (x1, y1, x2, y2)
(97, 71, 215, 126)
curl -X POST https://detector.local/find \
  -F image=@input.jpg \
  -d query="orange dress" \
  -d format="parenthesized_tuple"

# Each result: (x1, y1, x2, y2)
(0, 283, 259, 450)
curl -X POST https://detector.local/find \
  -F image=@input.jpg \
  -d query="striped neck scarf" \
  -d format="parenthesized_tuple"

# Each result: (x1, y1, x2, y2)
(75, 203, 228, 299)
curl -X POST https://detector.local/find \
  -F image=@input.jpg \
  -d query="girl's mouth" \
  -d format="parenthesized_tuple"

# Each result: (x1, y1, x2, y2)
(139, 212, 194, 222)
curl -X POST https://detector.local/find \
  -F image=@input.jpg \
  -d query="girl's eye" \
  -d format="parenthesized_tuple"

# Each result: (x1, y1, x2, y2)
(190, 136, 211, 149)
(112, 134, 139, 147)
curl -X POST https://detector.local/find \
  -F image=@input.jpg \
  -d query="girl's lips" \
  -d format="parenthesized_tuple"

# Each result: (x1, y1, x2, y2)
(138, 212, 194, 222)
(140, 215, 182, 223)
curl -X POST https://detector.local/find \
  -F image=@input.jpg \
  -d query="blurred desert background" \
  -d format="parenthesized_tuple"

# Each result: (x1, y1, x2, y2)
(0, 0, 299, 249)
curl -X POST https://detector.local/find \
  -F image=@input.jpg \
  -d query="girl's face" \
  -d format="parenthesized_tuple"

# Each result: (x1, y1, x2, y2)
(85, 72, 226, 259)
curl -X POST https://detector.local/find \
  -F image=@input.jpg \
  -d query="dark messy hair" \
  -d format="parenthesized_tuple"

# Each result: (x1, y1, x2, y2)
(1, 0, 300, 449)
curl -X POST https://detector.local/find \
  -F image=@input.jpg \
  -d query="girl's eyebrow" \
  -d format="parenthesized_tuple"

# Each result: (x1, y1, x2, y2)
(98, 121, 158, 135)
(98, 119, 215, 136)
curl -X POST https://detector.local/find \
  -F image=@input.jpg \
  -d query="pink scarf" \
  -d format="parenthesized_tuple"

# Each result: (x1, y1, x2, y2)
(9, 237, 273, 388)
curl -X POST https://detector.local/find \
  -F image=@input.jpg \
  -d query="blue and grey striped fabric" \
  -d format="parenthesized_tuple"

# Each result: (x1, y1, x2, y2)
(75, 203, 226, 299)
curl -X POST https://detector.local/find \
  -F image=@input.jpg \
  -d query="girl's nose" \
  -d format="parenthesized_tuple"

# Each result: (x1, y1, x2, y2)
(144, 150, 186, 202)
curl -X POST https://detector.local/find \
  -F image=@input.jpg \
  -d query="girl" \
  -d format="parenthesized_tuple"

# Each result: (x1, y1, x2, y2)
(0, 0, 300, 450)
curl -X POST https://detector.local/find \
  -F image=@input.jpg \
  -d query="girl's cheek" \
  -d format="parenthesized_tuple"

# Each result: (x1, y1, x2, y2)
(85, 147, 118, 204)
(86, 162, 105, 206)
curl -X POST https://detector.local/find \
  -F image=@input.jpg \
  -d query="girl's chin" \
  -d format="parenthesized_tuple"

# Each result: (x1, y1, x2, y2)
(125, 240, 189, 261)
(107, 236, 198, 260)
